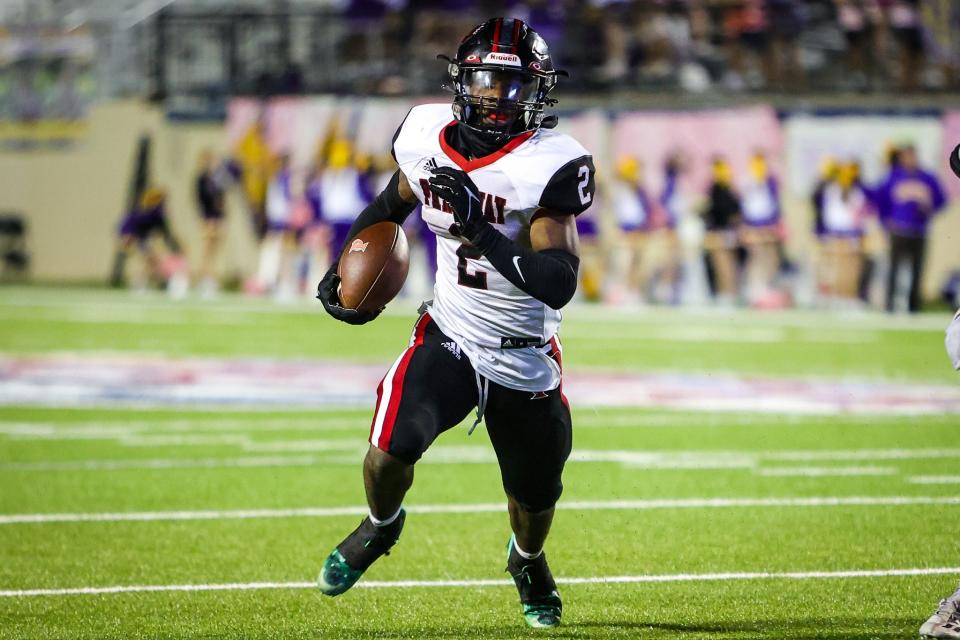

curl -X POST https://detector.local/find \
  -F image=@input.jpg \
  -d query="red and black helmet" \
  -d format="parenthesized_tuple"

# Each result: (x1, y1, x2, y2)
(440, 18, 567, 139)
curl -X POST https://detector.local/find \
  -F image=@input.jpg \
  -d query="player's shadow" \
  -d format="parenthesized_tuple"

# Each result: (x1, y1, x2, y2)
(572, 616, 919, 638)
(329, 616, 918, 639)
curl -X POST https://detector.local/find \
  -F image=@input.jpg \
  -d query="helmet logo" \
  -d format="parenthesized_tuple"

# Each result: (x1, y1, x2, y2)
(349, 239, 369, 254)
(464, 54, 481, 63)
(528, 62, 542, 71)
(482, 52, 521, 67)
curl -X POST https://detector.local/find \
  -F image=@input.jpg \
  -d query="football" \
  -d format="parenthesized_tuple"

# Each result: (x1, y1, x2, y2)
(337, 221, 409, 312)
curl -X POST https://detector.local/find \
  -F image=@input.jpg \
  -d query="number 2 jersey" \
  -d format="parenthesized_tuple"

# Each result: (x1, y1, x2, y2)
(392, 103, 595, 392)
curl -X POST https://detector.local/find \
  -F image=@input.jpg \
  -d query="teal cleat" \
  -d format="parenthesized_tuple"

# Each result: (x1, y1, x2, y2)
(505, 535, 562, 628)
(317, 549, 365, 597)
(317, 508, 405, 597)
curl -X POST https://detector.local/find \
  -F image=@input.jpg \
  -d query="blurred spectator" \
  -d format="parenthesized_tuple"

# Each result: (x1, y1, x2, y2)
(766, 0, 806, 90)
(813, 158, 873, 306)
(146, 1, 960, 99)
(594, 1, 634, 82)
(920, 0, 960, 88)
(836, 0, 876, 89)
(886, 0, 925, 92)
(659, 152, 686, 304)
(874, 145, 947, 312)
(195, 149, 229, 298)
(702, 156, 740, 304)
(254, 154, 298, 300)
(608, 156, 654, 302)
(739, 151, 781, 303)
(319, 140, 375, 266)
(721, 0, 770, 90)
(115, 187, 188, 297)
(303, 163, 332, 298)
(233, 120, 273, 240)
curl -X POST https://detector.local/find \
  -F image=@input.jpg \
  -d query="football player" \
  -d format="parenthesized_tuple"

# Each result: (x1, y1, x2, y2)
(315, 18, 594, 628)
(921, 563, 960, 637)
(919, 147, 960, 640)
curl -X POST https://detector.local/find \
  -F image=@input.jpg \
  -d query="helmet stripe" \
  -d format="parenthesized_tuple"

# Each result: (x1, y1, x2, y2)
(491, 18, 503, 52)
(510, 19, 521, 54)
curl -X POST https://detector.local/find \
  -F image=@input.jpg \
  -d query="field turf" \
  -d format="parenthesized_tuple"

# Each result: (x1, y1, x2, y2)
(0, 287, 958, 639)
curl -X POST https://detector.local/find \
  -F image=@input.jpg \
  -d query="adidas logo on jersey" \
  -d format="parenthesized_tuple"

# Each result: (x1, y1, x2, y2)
(423, 157, 438, 171)
(441, 341, 462, 359)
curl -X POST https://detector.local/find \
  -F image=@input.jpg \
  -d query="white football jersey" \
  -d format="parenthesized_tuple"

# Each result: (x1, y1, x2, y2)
(392, 104, 594, 392)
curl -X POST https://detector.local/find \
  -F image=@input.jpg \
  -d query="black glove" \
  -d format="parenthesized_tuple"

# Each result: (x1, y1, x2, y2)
(950, 143, 960, 179)
(427, 166, 488, 240)
(316, 263, 382, 325)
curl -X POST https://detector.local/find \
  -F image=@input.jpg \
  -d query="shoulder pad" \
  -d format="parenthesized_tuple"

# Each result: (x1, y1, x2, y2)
(391, 104, 453, 167)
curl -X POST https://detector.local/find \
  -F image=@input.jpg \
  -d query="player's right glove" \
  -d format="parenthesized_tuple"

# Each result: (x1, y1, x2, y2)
(316, 263, 382, 325)
(427, 166, 488, 240)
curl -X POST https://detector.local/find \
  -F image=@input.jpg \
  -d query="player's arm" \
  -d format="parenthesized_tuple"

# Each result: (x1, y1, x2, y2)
(428, 164, 590, 310)
(340, 169, 418, 249)
(472, 211, 579, 310)
(316, 169, 418, 325)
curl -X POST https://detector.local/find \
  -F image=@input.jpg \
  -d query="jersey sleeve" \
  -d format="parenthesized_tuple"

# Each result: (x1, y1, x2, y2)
(538, 155, 595, 216)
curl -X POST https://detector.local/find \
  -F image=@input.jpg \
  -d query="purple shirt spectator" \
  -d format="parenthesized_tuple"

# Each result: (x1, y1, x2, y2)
(119, 204, 166, 241)
(874, 167, 946, 237)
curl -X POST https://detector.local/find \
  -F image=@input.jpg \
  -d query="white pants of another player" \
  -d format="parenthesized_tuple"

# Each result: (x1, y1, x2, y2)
(947, 310, 960, 371)
(921, 312, 960, 639)
(920, 583, 960, 639)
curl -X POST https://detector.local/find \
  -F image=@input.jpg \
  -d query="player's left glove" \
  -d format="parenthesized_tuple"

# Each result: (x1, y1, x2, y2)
(316, 263, 382, 326)
(427, 166, 487, 240)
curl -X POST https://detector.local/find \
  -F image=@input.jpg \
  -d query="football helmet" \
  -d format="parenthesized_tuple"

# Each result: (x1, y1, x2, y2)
(439, 18, 567, 140)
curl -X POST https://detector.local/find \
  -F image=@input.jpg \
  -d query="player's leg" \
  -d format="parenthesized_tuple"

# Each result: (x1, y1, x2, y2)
(318, 313, 478, 596)
(920, 583, 960, 639)
(485, 375, 572, 628)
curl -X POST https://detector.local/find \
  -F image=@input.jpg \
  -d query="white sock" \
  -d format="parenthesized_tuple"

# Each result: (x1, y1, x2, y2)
(369, 507, 402, 528)
(513, 538, 542, 560)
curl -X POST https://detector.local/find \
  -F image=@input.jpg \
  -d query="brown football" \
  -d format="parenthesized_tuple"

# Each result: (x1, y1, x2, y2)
(337, 221, 409, 312)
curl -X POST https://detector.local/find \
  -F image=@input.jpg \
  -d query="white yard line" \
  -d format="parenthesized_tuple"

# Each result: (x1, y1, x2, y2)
(0, 419, 366, 439)
(4, 446, 960, 473)
(754, 466, 900, 477)
(1, 496, 958, 526)
(0, 455, 322, 472)
(2, 566, 958, 598)
(907, 476, 960, 485)
(0, 413, 931, 442)
(765, 449, 960, 461)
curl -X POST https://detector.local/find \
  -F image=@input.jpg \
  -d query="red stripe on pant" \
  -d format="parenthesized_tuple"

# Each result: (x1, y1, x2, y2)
(548, 336, 569, 409)
(370, 313, 431, 450)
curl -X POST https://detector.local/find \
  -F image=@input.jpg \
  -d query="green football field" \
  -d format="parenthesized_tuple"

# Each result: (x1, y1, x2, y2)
(0, 287, 958, 639)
